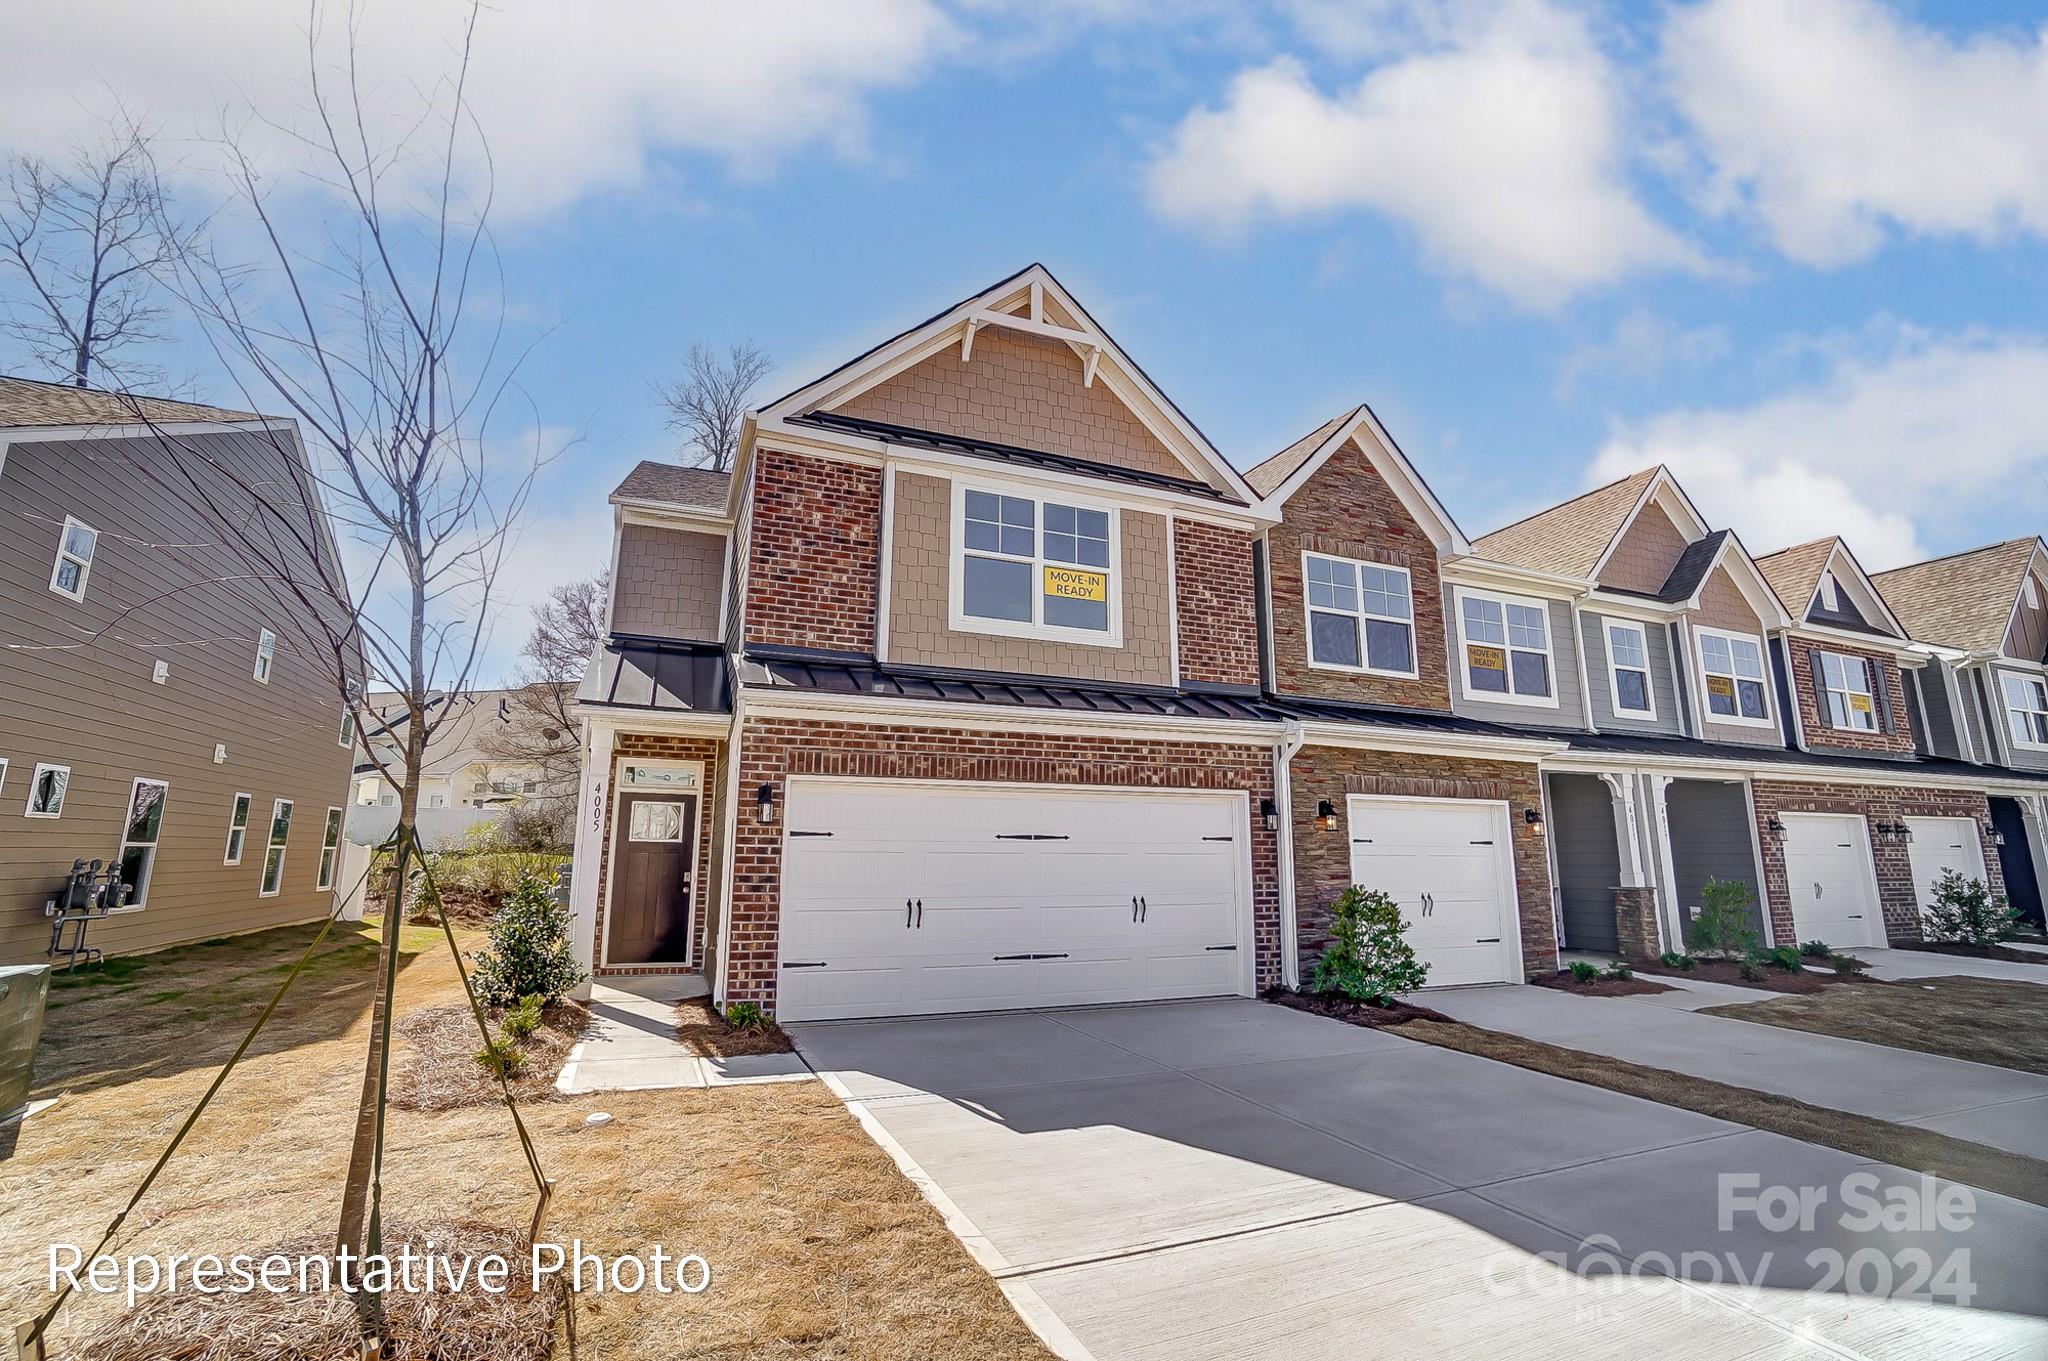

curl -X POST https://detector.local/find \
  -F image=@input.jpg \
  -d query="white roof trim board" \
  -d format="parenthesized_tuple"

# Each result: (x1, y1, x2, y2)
(1253, 403, 1473, 555)
(1585, 467, 1713, 585)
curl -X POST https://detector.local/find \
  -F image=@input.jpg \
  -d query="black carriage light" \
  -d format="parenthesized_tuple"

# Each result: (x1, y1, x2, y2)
(1315, 799, 1338, 831)
(1766, 814, 1788, 840)
(756, 782, 777, 825)
(1523, 806, 1543, 828)
(1260, 797, 1279, 832)
(1991, 825, 2008, 847)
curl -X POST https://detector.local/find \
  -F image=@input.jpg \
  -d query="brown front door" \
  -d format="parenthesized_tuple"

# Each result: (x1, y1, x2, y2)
(609, 793, 696, 964)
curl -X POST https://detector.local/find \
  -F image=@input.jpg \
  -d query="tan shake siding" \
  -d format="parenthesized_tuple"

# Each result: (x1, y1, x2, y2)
(1596, 501, 1691, 594)
(1, 430, 353, 962)
(589, 731, 722, 976)
(1784, 639, 1915, 757)
(611, 523, 726, 642)
(1172, 518, 1260, 688)
(1267, 437, 1452, 709)
(1750, 781, 2002, 946)
(725, 717, 1282, 1013)
(1289, 745, 1556, 980)
(1689, 565, 1782, 747)
(886, 472, 1173, 685)
(831, 325, 1204, 488)
(744, 449, 881, 654)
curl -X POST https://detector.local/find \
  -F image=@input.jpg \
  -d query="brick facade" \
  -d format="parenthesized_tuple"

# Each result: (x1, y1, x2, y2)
(1268, 437, 1453, 709)
(1172, 518, 1261, 688)
(591, 732, 724, 977)
(726, 716, 1282, 1013)
(1783, 639, 1916, 756)
(744, 448, 881, 653)
(1288, 744, 1557, 980)
(1749, 779, 2004, 946)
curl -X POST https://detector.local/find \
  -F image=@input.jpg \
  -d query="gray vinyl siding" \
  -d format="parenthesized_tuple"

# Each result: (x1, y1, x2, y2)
(1547, 773, 1621, 952)
(1665, 780, 1766, 947)
(1579, 611, 1684, 735)
(0, 429, 355, 963)
(1987, 662, 2048, 773)
(1961, 665, 1993, 765)
(1905, 665, 1962, 759)
(1443, 593, 1585, 729)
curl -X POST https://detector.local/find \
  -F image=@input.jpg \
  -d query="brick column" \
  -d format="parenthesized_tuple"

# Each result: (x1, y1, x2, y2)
(1614, 887, 1661, 961)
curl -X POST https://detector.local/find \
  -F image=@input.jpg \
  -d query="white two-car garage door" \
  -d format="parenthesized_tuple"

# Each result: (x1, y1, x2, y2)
(1346, 797, 1520, 987)
(1782, 813, 1885, 949)
(776, 781, 1252, 1021)
(1905, 816, 1987, 921)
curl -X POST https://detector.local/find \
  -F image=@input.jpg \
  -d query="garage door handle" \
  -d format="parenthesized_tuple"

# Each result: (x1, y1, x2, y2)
(1202, 835, 1233, 842)
(1475, 938, 1500, 944)
(1034, 953, 1069, 960)
(1814, 882, 1823, 898)
(907, 898, 914, 928)
(783, 961, 828, 969)
(790, 830, 833, 838)
(916, 898, 924, 927)
(1469, 839, 1494, 845)
(1206, 944, 1237, 952)
(997, 833, 1069, 841)
(994, 953, 1036, 961)
(1140, 895, 1148, 923)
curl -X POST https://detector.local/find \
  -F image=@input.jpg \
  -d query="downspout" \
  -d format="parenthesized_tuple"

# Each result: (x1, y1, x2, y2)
(1275, 717, 1306, 991)
(712, 690, 747, 1008)
(1569, 594, 1598, 733)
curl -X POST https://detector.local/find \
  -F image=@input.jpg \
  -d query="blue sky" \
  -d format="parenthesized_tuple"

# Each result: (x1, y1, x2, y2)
(5, 0, 2046, 683)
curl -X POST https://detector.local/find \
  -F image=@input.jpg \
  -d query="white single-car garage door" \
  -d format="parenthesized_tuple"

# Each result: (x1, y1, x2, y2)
(1904, 816, 1987, 920)
(1782, 812, 1885, 949)
(776, 780, 1252, 1021)
(1346, 796, 1520, 987)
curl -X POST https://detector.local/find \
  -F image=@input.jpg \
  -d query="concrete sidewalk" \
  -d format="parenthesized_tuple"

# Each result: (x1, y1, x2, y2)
(1849, 947, 2048, 984)
(1425, 983, 2048, 1158)
(556, 978, 811, 1093)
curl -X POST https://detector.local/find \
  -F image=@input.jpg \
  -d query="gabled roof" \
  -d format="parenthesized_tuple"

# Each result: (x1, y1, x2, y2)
(1755, 538, 1838, 618)
(0, 374, 261, 428)
(610, 461, 732, 514)
(755, 263, 1259, 507)
(1242, 404, 1471, 554)
(1874, 538, 2047, 654)
(1594, 527, 1792, 627)
(1472, 467, 1662, 579)
(1649, 529, 1727, 603)
(1756, 536, 1904, 638)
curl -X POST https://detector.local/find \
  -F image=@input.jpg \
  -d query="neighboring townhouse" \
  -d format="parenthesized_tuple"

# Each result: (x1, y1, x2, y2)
(1873, 537, 2048, 927)
(354, 688, 562, 810)
(0, 376, 356, 964)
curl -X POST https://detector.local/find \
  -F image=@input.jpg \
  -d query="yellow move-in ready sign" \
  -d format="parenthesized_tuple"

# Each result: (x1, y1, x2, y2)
(1705, 675, 1736, 699)
(1044, 565, 1108, 601)
(1466, 644, 1505, 671)
(1849, 692, 1873, 713)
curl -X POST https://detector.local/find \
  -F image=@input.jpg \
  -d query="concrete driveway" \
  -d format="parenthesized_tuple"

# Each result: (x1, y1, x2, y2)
(792, 999, 2048, 1361)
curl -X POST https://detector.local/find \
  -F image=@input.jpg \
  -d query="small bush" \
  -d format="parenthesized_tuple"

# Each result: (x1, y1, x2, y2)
(471, 871, 585, 1007)
(501, 993, 545, 1041)
(1604, 961, 1634, 981)
(725, 1001, 768, 1032)
(1736, 958, 1767, 983)
(1922, 871, 2020, 950)
(1799, 939, 1832, 959)
(1764, 945, 1804, 972)
(1658, 951, 1696, 971)
(1312, 886, 1429, 1005)
(474, 1034, 524, 1079)
(1691, 878, 1761, 961)
(1567, 960, 1602, 983)
(1829, 952, 1872, 976)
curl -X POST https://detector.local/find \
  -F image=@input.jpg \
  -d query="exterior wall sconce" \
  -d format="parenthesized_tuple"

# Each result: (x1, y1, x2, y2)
(1766, 814, 1787, 840)
(1991, 827, 2008, 847)
(1315, 799, 1338, 831)
(1523, 806, 1543, 828)
(1260, 798, 1279, 832)
(756, 783, 776, 825)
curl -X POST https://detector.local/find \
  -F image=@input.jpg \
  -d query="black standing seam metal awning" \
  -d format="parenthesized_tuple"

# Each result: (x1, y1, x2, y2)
(577, 636, 732, 714)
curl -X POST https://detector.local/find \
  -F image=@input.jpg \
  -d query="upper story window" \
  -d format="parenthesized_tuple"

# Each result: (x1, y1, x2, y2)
(254, 629, 277, 683)
(2002, 673, 2048, 750)
(49, 517, 98, 600)
(950, 483, 1120, 646)
(25, 763, 69, 818)
(118, 778, 169, 906)
(1604, 620, 1655, 718)
(260, 798, 294, 897)
(1304, 552, 1414, 676)
(1818, 652, 1878, 731)
(1455, 588, 1555, 706)
(338, 709, 356, 748)
(1697, 627, 1771, 726)
(224, 792, 252, 866)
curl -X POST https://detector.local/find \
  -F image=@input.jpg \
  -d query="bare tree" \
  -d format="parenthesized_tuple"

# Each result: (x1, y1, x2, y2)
(477, 572, 608, 843)
(652, 339, 770, 471)
(0, 122, 184, 387)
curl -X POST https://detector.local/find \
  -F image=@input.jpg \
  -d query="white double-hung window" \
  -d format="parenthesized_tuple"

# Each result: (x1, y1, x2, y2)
(1604, 620, 1656, 717)
(1456, 588, 1555, 705)
(2002, 673, 2048, 749)
(1697, 628, 1771, 725)
(1304, 553, 1414, 675)
(118, 778, 169, 906)
(952, 483, 1119, 644)
(1818, 652, 1878, 731)
(49, 518, 98, 600)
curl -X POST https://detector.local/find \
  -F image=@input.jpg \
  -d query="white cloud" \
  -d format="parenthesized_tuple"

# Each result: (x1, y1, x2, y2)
(1590, 331, 2048, 568)
(0, 1, 957, 217)
(1556, 308, 1729, 396)
(1666, 0, 2048, 265)
(1144, 0, 1699, 308)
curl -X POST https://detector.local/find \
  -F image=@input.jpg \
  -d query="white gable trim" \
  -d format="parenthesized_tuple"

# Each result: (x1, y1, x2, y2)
(755, 264, 1257, 505)
(1586, 467, 1713, 585)
(1813, 540, 1906, 636)
(1253, 405, 1472, 555)
(1687, 535, 1794, 629)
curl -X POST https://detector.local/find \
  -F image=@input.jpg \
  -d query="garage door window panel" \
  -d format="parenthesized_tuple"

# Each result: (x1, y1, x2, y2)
(1456, 589, 1554, 705)
(954, 484, 1120, 645)
(1305, 552, 1414, 676)
(1698, 628, 1771, 725)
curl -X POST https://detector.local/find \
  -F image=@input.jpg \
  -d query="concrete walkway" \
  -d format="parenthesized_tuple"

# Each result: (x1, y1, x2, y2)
(794, 999, 2048, 1361)
(1425, 983, 2048, 1159)
(556, 977, 811, 1094)
(1848, 947, 2048, 985)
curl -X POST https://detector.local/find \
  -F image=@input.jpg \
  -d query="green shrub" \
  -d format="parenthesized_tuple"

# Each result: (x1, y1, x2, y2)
(1830, 952, 1871, 976)
(1604, 961, 1634, 981)
(1923, 871, 2020, 950)
(475, 1034, 524, 1079)
(470, 871, 585, 1007)
(725, 1001, 768, 1032)
(1764, 945, 1804, 972)
(1658, 951, 1696, 971)
(501, 993, 545, 1041)
(1313, 886, 1429, 1004)
(1736, 958, 1767, 983)
(1690, 878, 1761, 961)
(1567, 960, 1602, 983)
(1799, 939, 1832, 959)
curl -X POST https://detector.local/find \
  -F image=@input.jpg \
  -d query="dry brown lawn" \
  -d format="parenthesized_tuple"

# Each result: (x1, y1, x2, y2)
(2, 922, 1053, 1360)
(1702, 975, 2048, 1076)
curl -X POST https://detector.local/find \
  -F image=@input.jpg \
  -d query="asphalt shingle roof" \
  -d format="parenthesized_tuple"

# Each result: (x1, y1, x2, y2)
(1873, 539, 2041, 653)
(1755, 538, 1839, 620)
(1244, 409, 1352, 498)
(0, 374, 260, 428)
(610, 461, 733, 513)
(1472, 467, 1660, 578)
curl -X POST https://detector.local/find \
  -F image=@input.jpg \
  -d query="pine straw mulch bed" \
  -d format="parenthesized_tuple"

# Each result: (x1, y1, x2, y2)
(1702, 975, 2048, 1076)
(1267, 988, 1452, 1028)
(675, 998, 796, 1057)
(1631, 957, 1835, 993)
(1891, 940, 2048, 966)
(391, 1000, 589, 1111)
(1531, 971, 1676, 997)
(72, 1220, 561, 1361)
